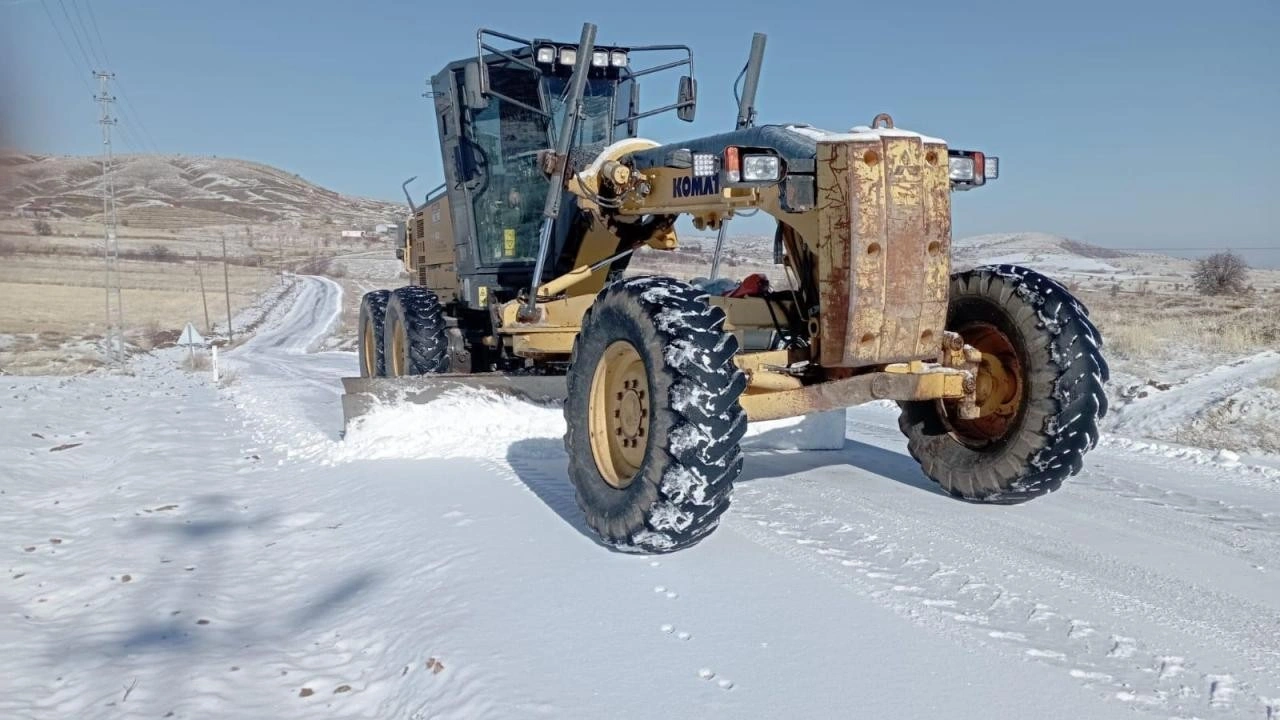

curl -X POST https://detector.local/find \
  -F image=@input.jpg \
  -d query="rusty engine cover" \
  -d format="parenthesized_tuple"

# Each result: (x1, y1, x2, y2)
(814, 129, 952, 368)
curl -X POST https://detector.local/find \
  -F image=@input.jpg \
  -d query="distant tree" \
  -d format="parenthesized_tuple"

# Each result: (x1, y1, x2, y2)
(33, 219, 53, 236)
(147, 243, 172, 261)
(1193, 251, 1249, 296)
(1109, 282, 1120, 298)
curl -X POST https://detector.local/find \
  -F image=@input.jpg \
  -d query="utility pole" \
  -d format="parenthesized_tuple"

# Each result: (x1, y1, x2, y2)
(95, 70, 124, 364)
(195, 251, 211, 334)
(221, 233, 233, 343)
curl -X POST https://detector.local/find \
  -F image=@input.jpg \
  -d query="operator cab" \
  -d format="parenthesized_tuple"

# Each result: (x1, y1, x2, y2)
(424, 32, 695, 306)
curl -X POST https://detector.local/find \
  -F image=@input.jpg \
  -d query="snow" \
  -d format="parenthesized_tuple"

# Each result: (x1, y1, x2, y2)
(1106, 349, 1280, 453)
(784, 124, 947, 146)
(3, 275, 1280, 719)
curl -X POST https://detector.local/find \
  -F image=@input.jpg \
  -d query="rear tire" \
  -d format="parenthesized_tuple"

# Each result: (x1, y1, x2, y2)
(898, 264, 1109, 502)
(564, 276, 747, 554)
(383, 286, 449, 376)
(357, 290, 390, 377)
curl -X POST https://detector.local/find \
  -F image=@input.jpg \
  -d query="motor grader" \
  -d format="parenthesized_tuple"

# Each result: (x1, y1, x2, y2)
(348, 24, 1109, 553)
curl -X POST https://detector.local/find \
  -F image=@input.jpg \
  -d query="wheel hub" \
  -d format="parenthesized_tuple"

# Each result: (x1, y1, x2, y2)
(389, 319, 404, 376)
(589, 341, 650, 489)
(362, 322, 376, 375)
(945, 322, 1024, 445)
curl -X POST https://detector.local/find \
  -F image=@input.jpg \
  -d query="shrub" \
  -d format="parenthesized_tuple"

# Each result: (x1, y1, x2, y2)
(183, 351, 211, 371)
(147, 243, 173, 261)
(1193, 251, 1249, 296)
(33, 219, 53, 236)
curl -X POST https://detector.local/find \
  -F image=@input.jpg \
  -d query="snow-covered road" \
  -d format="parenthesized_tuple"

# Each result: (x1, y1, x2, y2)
(4, 275, 1278, 719)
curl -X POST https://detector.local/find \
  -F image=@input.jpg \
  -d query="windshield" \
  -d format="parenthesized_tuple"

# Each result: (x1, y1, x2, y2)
(466, 70, 623, 268)
(545, 76, 618, 146)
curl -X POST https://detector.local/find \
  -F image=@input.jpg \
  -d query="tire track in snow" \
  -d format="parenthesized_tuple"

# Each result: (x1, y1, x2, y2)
(848, 417, 1280, 542)
(727, 484, 1280, 719)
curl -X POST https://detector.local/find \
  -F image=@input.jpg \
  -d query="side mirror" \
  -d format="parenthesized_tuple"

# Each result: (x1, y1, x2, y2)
(627, 83, 641, 137)
(676, 76, 697, 122)
(463, 62, 488, 110)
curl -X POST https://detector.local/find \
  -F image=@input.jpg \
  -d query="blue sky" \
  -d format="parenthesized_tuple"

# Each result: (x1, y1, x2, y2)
(3, 0, 1277, 265)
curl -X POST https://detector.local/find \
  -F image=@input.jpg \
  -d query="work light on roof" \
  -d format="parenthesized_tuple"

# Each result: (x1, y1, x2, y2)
(535, 46, 556, 64)
(558, 47, 577, 65)
(610, 51, 628, 67)
(591, 50, 608, 67)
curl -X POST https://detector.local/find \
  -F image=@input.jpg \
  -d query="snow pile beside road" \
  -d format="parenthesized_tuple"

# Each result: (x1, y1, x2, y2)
(1105, 350, 1280, 456)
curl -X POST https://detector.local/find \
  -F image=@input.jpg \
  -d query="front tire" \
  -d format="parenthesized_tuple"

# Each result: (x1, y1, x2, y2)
(357, 290, 390, 377)
(564, 276, 747, 554)
(898, 265, 1109, 502)
(382, 286, 449, 377)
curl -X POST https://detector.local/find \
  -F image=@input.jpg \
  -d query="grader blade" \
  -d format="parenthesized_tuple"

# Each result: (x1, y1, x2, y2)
(339, 374, 567, 432)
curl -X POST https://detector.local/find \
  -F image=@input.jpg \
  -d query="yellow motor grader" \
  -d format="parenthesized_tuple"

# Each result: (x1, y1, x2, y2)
(347, 24, 1109, 553)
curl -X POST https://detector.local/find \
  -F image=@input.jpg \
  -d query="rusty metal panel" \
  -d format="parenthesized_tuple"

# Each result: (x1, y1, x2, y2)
(917, 140, 952, 358)
(814, 132, 951, 368)
(855, 136, 925, 364)
(845, 138, 889, 365)
(815, 141, 853, 367)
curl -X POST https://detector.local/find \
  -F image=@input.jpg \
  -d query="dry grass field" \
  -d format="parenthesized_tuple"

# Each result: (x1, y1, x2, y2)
(0, 251, 277, 374)
(1076, 286, 1280, 380)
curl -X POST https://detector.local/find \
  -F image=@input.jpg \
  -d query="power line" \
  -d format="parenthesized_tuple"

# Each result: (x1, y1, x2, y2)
(73, 0, 161, 153)
(68, 0, 102, 67)
(39, 0, 94, 97)
(114, 79, 160, 152)
(56, 0, 98, 70)
(78, 0, 111, 67)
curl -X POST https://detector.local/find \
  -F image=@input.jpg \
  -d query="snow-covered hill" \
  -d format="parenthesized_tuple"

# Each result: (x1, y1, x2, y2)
(0, 152, 400, 229)
(3, 275, 1278, 719)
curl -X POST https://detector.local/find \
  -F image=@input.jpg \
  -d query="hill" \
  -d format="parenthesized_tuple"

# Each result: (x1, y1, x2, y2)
(0, 152, 400, 230)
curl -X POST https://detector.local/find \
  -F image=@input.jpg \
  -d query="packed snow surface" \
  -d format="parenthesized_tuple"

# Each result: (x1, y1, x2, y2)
(3, 275, 1279, 719)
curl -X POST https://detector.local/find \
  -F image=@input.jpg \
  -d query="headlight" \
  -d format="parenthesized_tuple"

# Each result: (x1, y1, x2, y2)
(558, 48, 577, 66)
(948, 156, 975, 182)
(692, 153, 716, 178)
(610, 51, 628, 67)
(591, 51, 608, 67)
(742, 154, 781, 182)
(535, 46, 556, 64)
